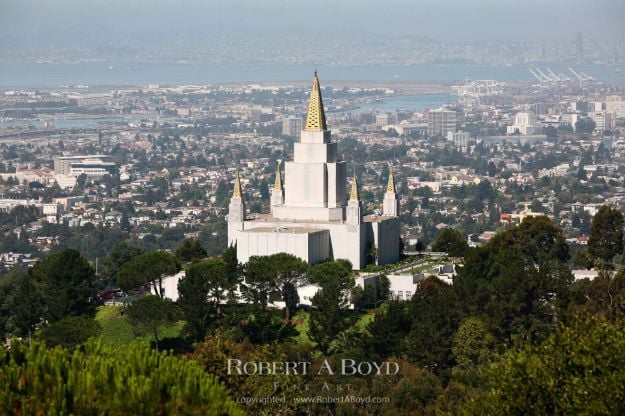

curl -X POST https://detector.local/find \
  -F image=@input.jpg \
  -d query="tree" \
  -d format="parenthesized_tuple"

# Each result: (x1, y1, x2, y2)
(309, 260, 355, 353)
(0, 340, 242, 415)
(405, 277, 460, 367)
(125, 295, 177, 350)
(98, 241, 143, 287)
(241, 253, 308, 322)
(462, 317, 625, 415)
(431, 228, 469, 257)
(175, 238, 207, 263)
(117, 251, 179, 297)
(74, 173, 88, 192)
(30, 249, 95, 323)
(452, 317, 495, 369)
(543, 125, 557, 138)
(38, 316, 100, 349)
(575, 117, 596, 134)
(179, 258, 234, 340)
(568, 268, 625, 322)
(0, 267, 43, 338)
(241, 256, 274, 308)
(573, 248, 594, 270)
(588, 205, 624, 265)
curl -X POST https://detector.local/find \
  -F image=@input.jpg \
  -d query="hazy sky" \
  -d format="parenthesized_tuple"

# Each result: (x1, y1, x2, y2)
(1, 0, 623, 44)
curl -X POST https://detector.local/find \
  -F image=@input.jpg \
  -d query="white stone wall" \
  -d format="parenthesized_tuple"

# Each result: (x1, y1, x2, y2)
(235, 229, 330, 265)
(284, 162, 327, 208)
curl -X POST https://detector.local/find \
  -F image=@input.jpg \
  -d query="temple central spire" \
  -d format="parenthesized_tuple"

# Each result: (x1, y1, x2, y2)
(304, 71, 327, 131)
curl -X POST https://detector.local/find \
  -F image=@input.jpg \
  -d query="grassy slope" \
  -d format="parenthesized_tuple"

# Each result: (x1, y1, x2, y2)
(95, 305, 184, 347)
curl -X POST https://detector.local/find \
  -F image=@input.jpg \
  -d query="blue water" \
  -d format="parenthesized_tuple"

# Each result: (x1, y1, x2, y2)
(0, 62, 622, 90)
(354, 93, 455, 113)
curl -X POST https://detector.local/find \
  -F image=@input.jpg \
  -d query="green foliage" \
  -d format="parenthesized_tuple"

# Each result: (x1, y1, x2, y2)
(117, 250, 179, 296)
(0, 267, 42, 338)
(308, 260, 355, 353)
(462, 316, 625, 415)
(30, 248, 95, 323)
(452, 317, 495, 369)
(95, 305, 184, 347)
(38, 316, 100, 349)
(589, 204, 624, 265)
(179, 258, 234, 340)
(97, 240, 143, 287)
(175, 238, 207, 263)
(568, 268, 625, 321)
(242, 253, 308, 321)
(488, 215, 569, 263)
(405, 277, 460, 367)
(125, 295, 177, 350)
(0, 340, 243, 415)
(431, 227, 469, 257)
(573, 247, 594, 269)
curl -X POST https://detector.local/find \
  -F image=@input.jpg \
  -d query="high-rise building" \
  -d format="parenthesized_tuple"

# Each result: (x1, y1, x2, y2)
(228, 72, 401, 269)
(427, 109, 457, 137)
(282, 116, 303, 137)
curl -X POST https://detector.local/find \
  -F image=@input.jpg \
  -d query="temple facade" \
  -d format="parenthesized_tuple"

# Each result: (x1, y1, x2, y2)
(227, 72, 400, 269)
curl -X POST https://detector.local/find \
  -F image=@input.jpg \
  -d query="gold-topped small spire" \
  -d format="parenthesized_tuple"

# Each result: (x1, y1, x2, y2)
(232, 171, 242, 198)
(274, 162, 283, 191)
(350, 175, 360, 201)
(304, 71, 327, 131)
(386, 166, 396, 193)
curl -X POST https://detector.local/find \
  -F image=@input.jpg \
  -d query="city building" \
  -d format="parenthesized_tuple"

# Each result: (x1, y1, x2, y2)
(606, 96, 625, 118)
(446, 131, 471, 151)
(228, 72, 401, 269)
(282, 116, 303, 137)
(590, 112, 612, 133)
(506, 111, 541, 135)
(427, 109, 457, 137)
(53, 155, 117, 178)
(376, 112, 396, 129)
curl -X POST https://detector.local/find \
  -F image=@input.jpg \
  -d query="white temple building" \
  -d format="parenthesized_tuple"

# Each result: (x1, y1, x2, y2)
(227, 72, 401, 270)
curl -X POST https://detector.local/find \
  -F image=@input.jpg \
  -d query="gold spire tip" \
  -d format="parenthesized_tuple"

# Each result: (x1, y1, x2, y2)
(233, 171, 242, 198)
(274, 162, 283, 191)
(386, 166, 396, 193)
(304, 71, 327, 131)
(350, 175, 360, 201)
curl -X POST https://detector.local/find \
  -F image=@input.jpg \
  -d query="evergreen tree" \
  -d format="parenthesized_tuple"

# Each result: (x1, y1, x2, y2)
(117, 251, 179, 297)
(588, 205, 624, 265)
(431, 228, 469, 257)
(0, 340, 242, 415)
(31, 249, 95, 323)
(175, 238, 207, 263)
(125, 295, 177, 350)
(309, 260, 355, 353)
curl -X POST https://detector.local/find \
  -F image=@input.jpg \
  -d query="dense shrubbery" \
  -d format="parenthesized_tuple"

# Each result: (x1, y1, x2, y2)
(0, 340, 243, 415)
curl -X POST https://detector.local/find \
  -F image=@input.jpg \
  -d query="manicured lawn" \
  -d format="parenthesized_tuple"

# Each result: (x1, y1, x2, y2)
(95, 305, 185, 347)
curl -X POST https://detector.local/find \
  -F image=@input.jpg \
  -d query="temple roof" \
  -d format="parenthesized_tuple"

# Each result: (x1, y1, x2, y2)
(304, 71, 327, 131)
